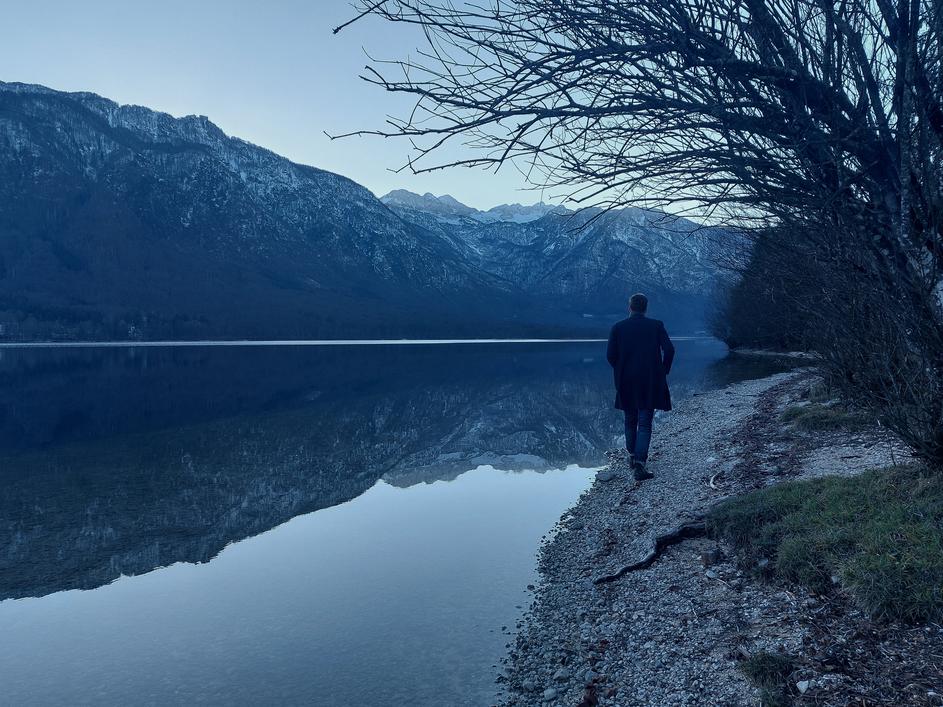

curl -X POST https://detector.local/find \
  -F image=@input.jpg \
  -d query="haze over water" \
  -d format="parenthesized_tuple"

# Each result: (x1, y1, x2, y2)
(0, 340, 793, 705)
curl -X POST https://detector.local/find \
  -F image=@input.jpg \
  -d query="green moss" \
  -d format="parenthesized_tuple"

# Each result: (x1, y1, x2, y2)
(709, 465, 943, 623)
(741, 651, 794, 686)
(740, 652, 794, 706)
(802, 380, 836, 404)
(781, 403, 868, 431)
(757, 687, 791, 707)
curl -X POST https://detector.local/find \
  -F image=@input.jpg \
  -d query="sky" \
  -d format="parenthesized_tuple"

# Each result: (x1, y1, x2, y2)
(0, 0, 552, 210)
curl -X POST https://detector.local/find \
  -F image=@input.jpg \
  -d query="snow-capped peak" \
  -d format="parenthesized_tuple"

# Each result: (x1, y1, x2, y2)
(477, 202, 571, 223)
(380, 189, 570, 224)
(380, 190, 478, 219)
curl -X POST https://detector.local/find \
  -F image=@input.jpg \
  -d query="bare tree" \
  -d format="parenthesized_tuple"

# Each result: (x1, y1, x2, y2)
(337, 0, 943, 463)
(338, 0, 941, 236)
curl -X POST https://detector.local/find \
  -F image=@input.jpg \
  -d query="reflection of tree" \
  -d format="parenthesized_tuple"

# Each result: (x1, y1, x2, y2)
(702, 352, 798, 390)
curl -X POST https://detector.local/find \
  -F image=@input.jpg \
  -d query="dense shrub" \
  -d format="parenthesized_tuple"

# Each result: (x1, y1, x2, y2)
(714, 225, 943, 466)
(709, 233, 810, 352)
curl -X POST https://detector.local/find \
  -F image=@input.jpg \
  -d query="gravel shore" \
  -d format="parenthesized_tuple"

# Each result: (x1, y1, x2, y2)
(496, 369, 918, 706)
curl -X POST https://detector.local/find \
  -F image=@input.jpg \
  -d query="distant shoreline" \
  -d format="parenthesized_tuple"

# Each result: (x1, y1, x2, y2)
(0, 337, 713, 349)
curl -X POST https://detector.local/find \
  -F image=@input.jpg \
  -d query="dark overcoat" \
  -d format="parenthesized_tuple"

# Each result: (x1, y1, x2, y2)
(606, 313, 675, 411)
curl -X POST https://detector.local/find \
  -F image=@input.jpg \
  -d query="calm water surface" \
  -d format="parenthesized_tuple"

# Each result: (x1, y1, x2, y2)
(0, 340, 794, 705)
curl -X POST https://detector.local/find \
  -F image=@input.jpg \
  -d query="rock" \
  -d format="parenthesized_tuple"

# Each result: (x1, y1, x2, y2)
(705, 569, 719, 580)
(596, 470, 616, 482)
(543, 687, 558, 700)
(584, 669, 599, 685)
(797, 680, 811, 694)
(756, 558, 770, 570)
(521, 679, 536, 692)
(553, 668, 571, 681)
(700, 547, 723, 567)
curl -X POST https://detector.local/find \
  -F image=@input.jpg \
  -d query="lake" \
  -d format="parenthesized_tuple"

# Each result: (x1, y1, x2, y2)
(0, 340, 794, 706)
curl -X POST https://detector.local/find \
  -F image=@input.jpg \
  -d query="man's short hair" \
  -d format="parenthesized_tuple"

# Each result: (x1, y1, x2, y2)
(629, 293, 648, 313)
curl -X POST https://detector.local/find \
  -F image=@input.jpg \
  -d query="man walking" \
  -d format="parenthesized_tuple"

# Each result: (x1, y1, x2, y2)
(606, 293, 675, 481)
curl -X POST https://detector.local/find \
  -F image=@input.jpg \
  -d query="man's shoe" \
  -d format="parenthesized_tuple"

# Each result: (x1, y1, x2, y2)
(632, 461, 654, 481)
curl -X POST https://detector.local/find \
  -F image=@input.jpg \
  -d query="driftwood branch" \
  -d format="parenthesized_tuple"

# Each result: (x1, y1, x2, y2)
(593, 519, 708, 585)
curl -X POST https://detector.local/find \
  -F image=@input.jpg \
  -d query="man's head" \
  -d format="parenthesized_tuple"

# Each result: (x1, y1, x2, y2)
(629, 293, 648, 314)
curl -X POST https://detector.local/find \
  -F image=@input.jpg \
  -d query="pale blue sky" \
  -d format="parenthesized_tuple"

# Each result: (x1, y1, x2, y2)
(0, 0, 552, 209)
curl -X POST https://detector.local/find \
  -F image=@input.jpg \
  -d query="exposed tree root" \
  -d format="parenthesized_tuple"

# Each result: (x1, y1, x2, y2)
(593, 520, 708, 585)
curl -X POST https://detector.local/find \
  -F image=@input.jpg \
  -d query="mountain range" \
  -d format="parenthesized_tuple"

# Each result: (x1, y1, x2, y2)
(0, 81, 725, 340)
(380, 190, 723, 324)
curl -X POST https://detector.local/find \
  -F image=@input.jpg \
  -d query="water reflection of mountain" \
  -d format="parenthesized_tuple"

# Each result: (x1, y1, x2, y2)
(0, 341, 790, 600)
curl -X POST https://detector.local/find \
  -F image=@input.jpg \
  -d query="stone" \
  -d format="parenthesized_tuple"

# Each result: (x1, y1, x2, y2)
(542, 687, 558, 700)
(700, 547, 723, 567)
(553, 668, 571, 681)
(797, 680, 811, 694)
(584, 669, 599, 685)
(596, 470, 616, 482)
(521, 679, 536, 692)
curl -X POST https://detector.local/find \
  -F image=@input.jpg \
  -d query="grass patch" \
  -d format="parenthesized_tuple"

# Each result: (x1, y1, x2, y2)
(741, 651, 794, 686)
(757, 688, 790, 707)
(802, 380, 836, 404)
(740, 652, 794, 706)
(781, 403, 868, 431)
(709, 465, 943, 623)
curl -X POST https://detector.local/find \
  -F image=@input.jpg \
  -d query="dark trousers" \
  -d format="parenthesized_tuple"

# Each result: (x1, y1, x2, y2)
(624, 408, 655, 462)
